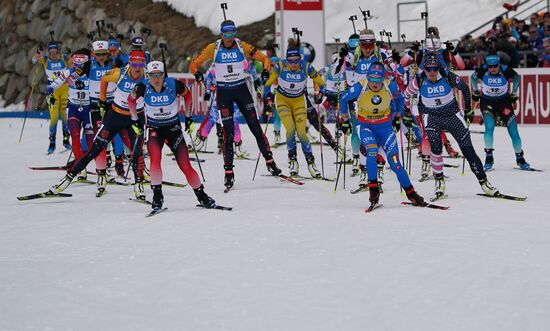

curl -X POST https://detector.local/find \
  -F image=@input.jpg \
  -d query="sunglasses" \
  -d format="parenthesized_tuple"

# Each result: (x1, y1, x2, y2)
(360, 42, 375, 49)
(287, 58, 301, 64)
(95, 52, 109, 56)
(131, 62, 145, 68)
(488, 64, 499, 68)
(149, 72, 164, 78)
(222, 32, 237, 38)
(424, 66, 439, 72)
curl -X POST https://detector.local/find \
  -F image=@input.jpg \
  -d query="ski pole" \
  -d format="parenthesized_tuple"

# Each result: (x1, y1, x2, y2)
(399, 122, 405, 195)
(316, 101, 325, 178)
(252, 119, 270, 181)
(333, 133, 347, 192)
(19, 61, 40, 143)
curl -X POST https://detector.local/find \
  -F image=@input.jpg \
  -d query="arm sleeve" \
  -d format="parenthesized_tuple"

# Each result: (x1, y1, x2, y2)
(189, 43, 216, 74)
(307, 63, 326, 92)
(403, 75, 420, 109)
(449, 71, 471, 111)
(100, 68, 121, 101)
(49, 69, 72, 91)
(243, 41, 270, 70)
(503, 66, 520, 94)
(389, 81, 404, 116)
(339, 82, 362, 114)
(175, 80, 193, 115)
(263, 64, 280, 96)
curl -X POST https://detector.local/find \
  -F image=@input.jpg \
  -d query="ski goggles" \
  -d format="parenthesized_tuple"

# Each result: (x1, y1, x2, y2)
(148, 72, 163, 78)
(424, 66, 439, 72)
(131, 62, 145, 68)
(360, 41, 375, 50)
(94, 52, 109, 56)
(487, 64, 500, 69)
(286, 57, 301, 64)
(222, 31, 237, 38)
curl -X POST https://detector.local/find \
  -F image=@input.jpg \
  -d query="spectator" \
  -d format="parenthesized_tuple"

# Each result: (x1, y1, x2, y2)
(539, 38, 550, 67)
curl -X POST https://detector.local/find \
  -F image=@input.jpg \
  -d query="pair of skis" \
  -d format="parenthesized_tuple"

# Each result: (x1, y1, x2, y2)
(365, 202, 449, 213)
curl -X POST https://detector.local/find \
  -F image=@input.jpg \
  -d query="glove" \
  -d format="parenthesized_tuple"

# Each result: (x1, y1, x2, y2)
(75, 80, 85, 90)
(328, 96, 337, 108)
(339, 46, 348, 58)
(464, 108, 474, 126)
(314, 91, 323, 105)
(261, 69, 270, 82)
(98, 99, 107, 117)
(131, 118, 143, 136)
(411, 41, 421, 53)
(391, 49, 401, 63)
(403, 108, 414, 128)
(46, 86, 54, 95)
(263, 101, 273, 118)
(445, 41, 455, 52)
(254, 79, 261, 90)
(46, 94, 56, 107)
(509, 93, 518, 104)
(203, 92, 211, 101)
(472, 90, 481, 102)
(392, 115, 401, 132)
(338, 118, 351, 135)
(184, 116, 194, 133)
(194, 71, 204, 83)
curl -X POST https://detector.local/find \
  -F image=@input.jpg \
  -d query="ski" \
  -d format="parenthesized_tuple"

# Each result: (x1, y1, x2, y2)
(514, 167, 543, 172)
(173, 157, 205, 163)
(223, 186, 232, 193)
(365, 203, 383, 213)
(74, 178, 95, 185)
(96, 189, 106, 198)
(350, 186, 368, 194)
(235, 156, 255, 161)
(146, 207, 168, 217)
(444, 163, 459, 168)
(476, 193, 527, 201)
(401, 201, 450, 210)
(196, 204, 233, 211)
(17, 191, 72, 201)
(292, 175, 335, 182)
(429, 193, 448, 202)
(28, 165, 67, 171)
(129, 197, 152, 204)
(261, 174, 305, 185)
(443, 154, 462, 159)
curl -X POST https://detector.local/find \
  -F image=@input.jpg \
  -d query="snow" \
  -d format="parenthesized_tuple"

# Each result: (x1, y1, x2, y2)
(0, 96, 25, 112)
(158, 0, 516, 42)
(1, 117, 550, 330)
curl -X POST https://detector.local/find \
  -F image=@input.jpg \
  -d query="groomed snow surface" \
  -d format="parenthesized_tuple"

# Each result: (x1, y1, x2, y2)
(1, 118, 550, 330)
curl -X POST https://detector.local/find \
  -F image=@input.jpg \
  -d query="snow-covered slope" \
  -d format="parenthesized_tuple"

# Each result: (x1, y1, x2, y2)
(2, 118, 550, 330)
(158, 0, 514, 42)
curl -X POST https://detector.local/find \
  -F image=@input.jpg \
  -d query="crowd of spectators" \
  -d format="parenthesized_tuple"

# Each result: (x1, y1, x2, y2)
(456, 11, 550, 68)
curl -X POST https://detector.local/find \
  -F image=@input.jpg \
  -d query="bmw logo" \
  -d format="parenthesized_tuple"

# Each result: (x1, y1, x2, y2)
(371, 95, 382, 105)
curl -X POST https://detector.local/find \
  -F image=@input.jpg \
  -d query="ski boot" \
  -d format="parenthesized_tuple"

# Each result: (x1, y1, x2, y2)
(224, 165, 234, 189)
(62, 132, 71, 150)
(77, 169, 87, 181)
(432, 173, 447, 201)
(47, 135, 56, 154)
(420, 155, 430, 181)
(96, 169, 108, 196)
(306, 156, 322, 179)
(50, 172, 74, 194)
(377, 159, 385, 193)
(193, 134, 207, 151)
(288, 155, 299, 177)
(151, 185, 164, 211)
(515, 150, 530, 170)
(274, 130, 282, 145)
(484, 148, 494, 171)
(266, 152, 282, 176)
(444, 140, 460, 158)
(235, 141, 249, 158)
(405, 186, 425, 206)
(479, 178, 499, 196)
(194, 184, 216, 208)
(351, 154, 360, 177)
(114, 155, 125, 177)
(368, 180, 380, 205)
(133, 178, 145, 201)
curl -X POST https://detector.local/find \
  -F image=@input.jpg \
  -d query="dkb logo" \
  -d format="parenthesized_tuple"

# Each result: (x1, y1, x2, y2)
(151, 95, 169, 103)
